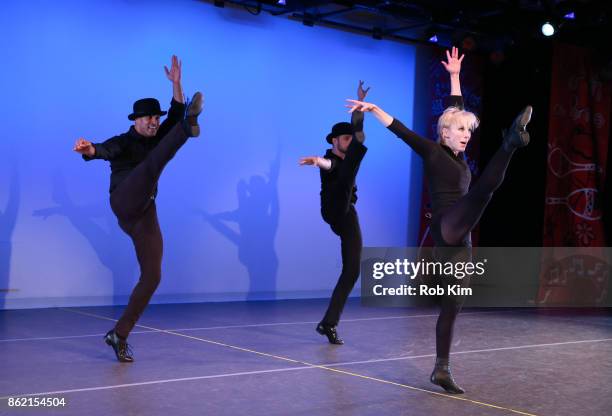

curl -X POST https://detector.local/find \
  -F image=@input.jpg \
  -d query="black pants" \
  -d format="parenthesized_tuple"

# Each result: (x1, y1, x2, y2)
(321, 206, 362, 326)
(110, 123, 188, 338)
(321, 140, 367, 326)
(432, 146, 516, 358)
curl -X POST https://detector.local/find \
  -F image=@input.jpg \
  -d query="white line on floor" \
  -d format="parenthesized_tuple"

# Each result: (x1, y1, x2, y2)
(3, 336, 611, 400)
(0, 310, 527, 343)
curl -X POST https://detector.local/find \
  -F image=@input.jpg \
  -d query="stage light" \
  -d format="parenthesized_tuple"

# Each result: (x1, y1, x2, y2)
(424, 26, 439, 43)
(277, 0, 286, 5)
(541, 22, 555, 36)
(564, 12, 575, 20)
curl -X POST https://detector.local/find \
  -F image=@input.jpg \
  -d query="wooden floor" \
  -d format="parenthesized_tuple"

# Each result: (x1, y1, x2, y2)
(1, 300, 611, 415)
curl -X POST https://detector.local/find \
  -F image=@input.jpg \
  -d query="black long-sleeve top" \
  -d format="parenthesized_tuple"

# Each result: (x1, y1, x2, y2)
(387, 96, 471, 216)
(83, 98, 185, 193)
(320, 110, 366, 205)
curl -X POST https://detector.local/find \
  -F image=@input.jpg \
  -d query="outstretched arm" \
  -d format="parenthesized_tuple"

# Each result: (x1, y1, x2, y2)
(299, 156, 333, 171)
(347, 100, 436, 157)
(441, 46, 464, 97)
(347, 99, 393, 127)
(164, 55, 184, 104)
(74, 135, 126, 161)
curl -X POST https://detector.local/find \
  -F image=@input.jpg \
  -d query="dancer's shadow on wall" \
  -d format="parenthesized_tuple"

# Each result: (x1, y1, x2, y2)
(0, 165, 20, 309)
(200, 147, 281, 301)
(33, 173, 136, 305)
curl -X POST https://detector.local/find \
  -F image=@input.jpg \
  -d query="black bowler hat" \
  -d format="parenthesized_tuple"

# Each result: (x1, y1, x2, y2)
(127, 98, 167, 121)
(325, 122, 353, 144)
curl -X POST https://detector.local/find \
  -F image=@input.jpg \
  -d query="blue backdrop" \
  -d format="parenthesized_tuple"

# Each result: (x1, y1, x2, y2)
(0, 0, 422, 308)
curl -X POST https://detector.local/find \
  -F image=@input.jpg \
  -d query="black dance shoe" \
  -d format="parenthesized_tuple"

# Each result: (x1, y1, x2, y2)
(503, 105, 532, 151)
(184, 91, 204, 137)
(316, 323, 344, 345)
(104, 330, 134, 363)
(430, 363, 464, 394)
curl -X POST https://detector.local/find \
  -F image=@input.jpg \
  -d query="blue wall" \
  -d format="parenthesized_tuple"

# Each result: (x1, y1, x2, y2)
(0, 0, 421, 308)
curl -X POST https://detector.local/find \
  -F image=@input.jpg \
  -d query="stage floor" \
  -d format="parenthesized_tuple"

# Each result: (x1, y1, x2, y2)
(1, 299, 611, 415)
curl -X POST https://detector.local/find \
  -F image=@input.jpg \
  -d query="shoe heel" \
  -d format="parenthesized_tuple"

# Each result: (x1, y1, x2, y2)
(503, 106, 533, 151)
(104, 330, 115, 346)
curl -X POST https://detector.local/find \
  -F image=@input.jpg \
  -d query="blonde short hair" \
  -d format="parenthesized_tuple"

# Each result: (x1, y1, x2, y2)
(436, 107, 480, 143)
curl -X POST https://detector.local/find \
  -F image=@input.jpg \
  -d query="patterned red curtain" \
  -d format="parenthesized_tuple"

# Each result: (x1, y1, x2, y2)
(537, 42, 610, 305)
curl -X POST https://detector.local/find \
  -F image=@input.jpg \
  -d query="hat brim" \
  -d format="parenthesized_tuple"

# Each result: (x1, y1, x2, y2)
(326, 131, 354, 144)
(128, 110, 167, 121)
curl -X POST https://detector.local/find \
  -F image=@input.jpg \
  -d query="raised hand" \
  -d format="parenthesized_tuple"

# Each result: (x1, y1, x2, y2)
(73, 137, 95, 157)
(357, 80, 370, 101)
(441, 46, 464, 75)
(164, 55, 182, 84)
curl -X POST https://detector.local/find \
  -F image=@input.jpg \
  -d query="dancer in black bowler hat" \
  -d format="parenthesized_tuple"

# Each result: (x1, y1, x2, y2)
(299, 81, 370, 345)
(73, 55, 203, 362)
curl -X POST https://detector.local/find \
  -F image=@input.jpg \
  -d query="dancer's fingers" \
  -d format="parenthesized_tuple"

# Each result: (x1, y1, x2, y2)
(299, 157, 315, 166)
